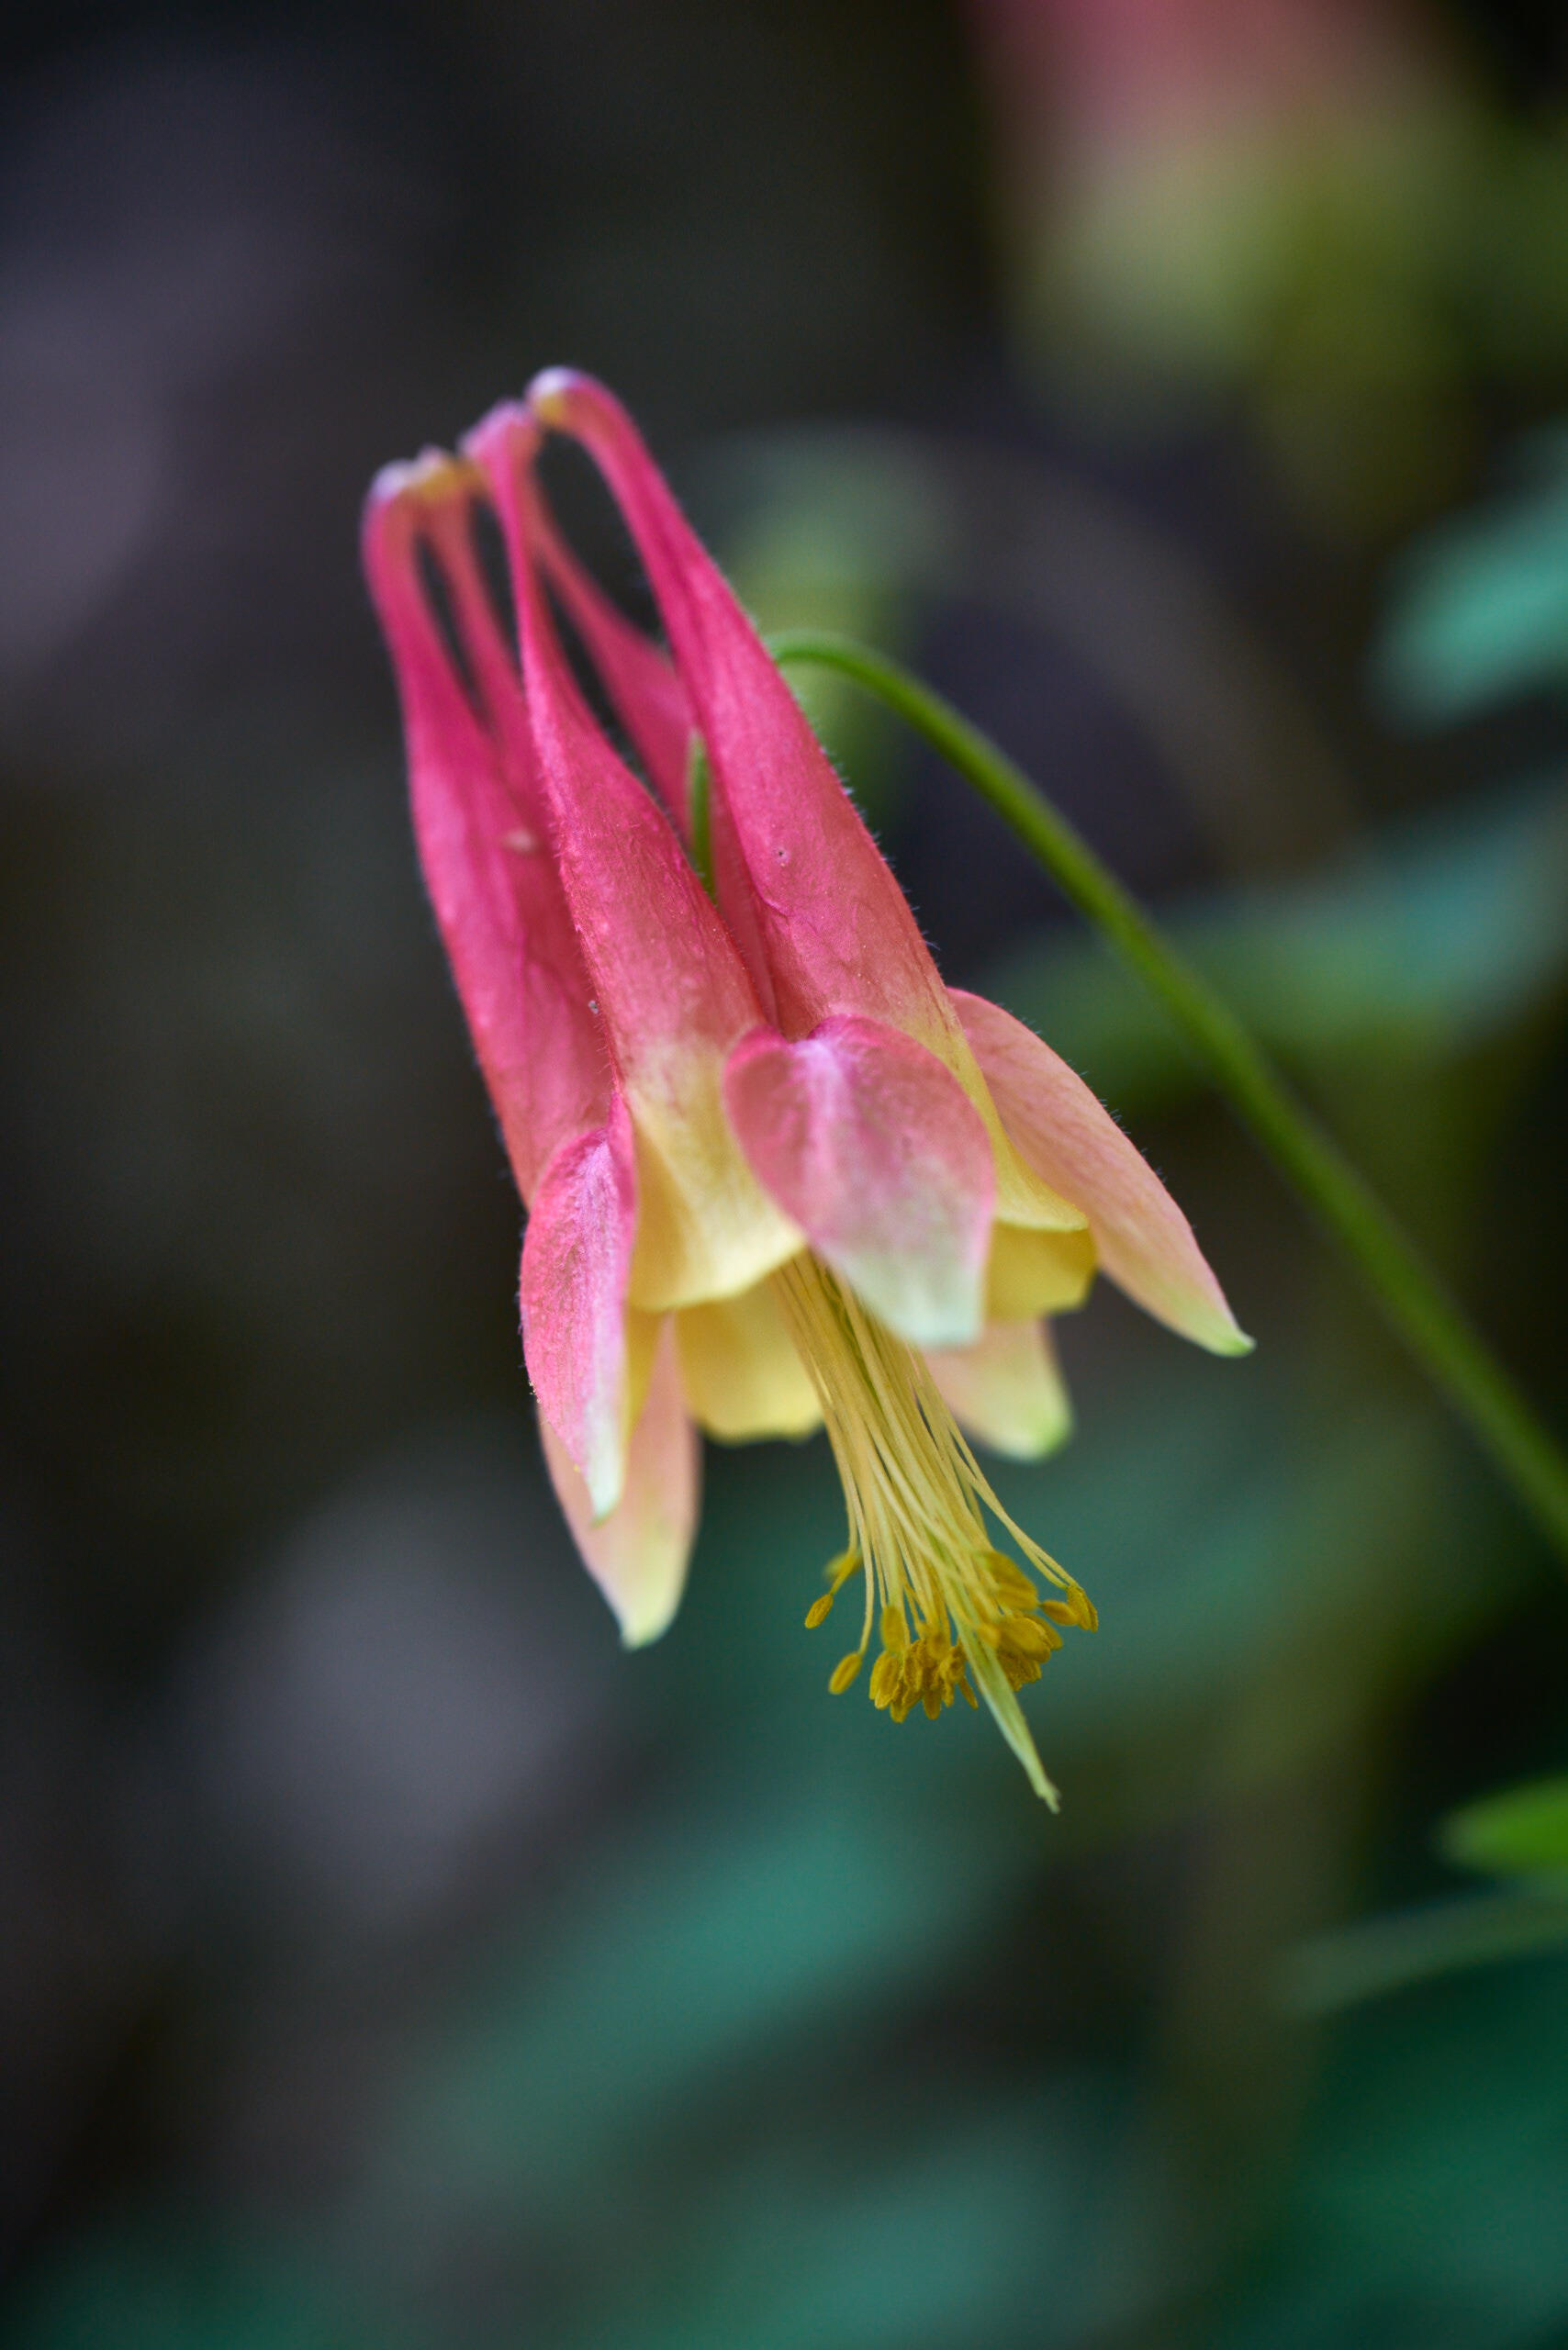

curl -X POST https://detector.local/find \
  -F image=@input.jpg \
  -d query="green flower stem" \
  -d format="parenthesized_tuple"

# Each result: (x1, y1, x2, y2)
(769, 627, 1568, 1569)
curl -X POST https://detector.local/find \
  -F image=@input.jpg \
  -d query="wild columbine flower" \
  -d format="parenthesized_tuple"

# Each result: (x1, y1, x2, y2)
(364, 370, 1249, 1803)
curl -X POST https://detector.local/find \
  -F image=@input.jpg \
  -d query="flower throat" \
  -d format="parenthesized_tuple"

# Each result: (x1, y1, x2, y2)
(769, 1255, 1095, 1807)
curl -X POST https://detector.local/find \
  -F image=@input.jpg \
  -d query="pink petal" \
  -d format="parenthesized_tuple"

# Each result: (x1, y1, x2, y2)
(723, 1015, 996, 1348)
(532, 501, 695, 829)
(362, 455, 608, 1203)
(521, 1099, 639, 1519)
(467, 403, 801, 1312)
(953, 990, 1252, 1355)
(541, 1315, 700, 1647)
(467, 408, 738, 1074)
(522, 370, 960, 1051)
(514, 378, 1085, 1249)
(925, 1318, 1073, 1460)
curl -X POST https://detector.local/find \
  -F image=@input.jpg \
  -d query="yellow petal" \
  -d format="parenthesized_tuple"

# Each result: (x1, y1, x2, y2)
(627, 1078, 803, 1312)
(916, 1001, 1087, 1237)
(622, 1304, 663, 1468)
(925, 1318, 1072, 1460)
(677, 1270, 822, 1441)
(975, 1085, 1087, 1234)
(985, 1223, 1096, 1321)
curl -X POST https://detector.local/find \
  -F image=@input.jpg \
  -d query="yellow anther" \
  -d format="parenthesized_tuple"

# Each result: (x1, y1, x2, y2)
(1002, 1615, 1058, 1660)
(829, 1651, 864, 1694)
(879, 1604, 908, 1652)
(868, 1651, 902, 1707)
(803, 1546, 865, 1630)
(986, 1555, 1040, 1610)
(1045, 1582, 1097, 1629)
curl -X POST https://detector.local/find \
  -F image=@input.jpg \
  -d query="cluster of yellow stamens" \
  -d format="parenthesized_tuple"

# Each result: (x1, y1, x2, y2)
(772, 1253, 1096, 1805)
(869, 1603, 979, 1721)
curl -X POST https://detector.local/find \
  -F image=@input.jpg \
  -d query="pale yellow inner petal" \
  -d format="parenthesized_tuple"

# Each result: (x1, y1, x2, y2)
(626, 1080, 802, 1311)
(980, 1098, 1088, 1233)
(985, 1224, 1096, 1321)
(622, 1304, 663, 1450)
(677, 1271, 823, 1441)
(924, 1317, 1072, 1461)
(917, 1007, 1087, 1236)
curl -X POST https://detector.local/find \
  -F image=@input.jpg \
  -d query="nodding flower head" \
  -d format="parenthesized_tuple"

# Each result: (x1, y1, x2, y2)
(364, 371, 1249, 1803)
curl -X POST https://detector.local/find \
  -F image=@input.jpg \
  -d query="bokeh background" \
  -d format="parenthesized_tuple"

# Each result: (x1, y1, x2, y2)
(4, 3, 1568, 2344)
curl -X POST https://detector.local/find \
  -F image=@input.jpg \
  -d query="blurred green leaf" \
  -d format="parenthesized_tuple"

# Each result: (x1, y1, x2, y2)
(582, 2092, 1132, 2350)
(1375, 428, 1568, 723)
(375, 1792, 1027, 2220)
(1279, 1887, 1568, 2017)
(1441, 1774, 1568, 1884)
(1277, 1786, 1568, 2019)
(1227, 1959, 1568, 2347)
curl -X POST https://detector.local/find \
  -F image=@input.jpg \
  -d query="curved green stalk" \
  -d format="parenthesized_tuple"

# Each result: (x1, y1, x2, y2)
(768, 627, 1568, 1569)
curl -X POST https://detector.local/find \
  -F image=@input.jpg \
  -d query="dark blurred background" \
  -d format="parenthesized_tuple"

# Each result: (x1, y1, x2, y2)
(4, 4, 1568, 2345)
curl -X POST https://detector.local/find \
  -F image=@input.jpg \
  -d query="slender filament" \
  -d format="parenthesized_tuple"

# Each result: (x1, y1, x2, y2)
(771, 1253, 1094, 1805)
